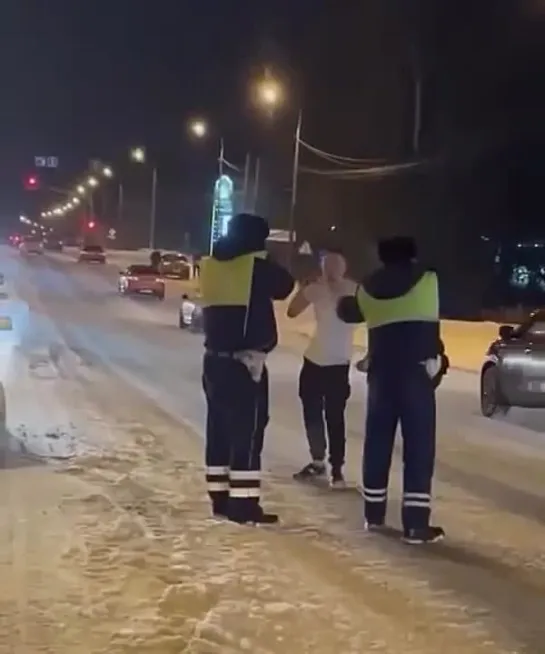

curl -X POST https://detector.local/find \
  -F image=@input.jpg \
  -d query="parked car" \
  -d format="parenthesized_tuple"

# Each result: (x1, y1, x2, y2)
(118, 264, 165, 299)
(159, 253, 192, 280)
(78, 244, 106, 263)
(179, 294, 203, 331)
(480, 310, 545, 417)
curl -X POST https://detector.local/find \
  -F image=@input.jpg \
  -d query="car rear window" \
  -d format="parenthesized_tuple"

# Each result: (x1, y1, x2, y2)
(163, 254, 187, 262)
(128, 265, 155, 275)
(83, 245, 104, 252)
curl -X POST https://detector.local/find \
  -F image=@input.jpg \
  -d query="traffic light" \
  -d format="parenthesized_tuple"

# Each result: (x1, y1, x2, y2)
(23, 174, 40, 191)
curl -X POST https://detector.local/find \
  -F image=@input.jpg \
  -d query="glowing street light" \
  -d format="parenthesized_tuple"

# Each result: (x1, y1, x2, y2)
(19, 215, 30, 224)
(102, 166, 113, 178)
(255, 77, 284, 111)
(189, 119, 207, 138)
(87, 176, 98, 188)
(66, 202, 73, 210)
(130, 147, 146, 164)
(77, 185, 86, 195)
(72, 197, 81, 205)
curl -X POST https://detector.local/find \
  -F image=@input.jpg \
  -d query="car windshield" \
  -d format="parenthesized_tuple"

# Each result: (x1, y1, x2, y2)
(83, 245, 103, 252)
(128, 265, 155, 275)
(163, 254, 187, 263)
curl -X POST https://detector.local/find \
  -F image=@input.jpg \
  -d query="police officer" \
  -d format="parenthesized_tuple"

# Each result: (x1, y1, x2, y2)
(337, 237, 447, 544)
(200, 213, 294, 525)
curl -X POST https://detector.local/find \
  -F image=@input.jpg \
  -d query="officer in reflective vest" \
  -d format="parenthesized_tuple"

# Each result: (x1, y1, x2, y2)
(200, 213, 294, 525)
(337, 237, 447, 545)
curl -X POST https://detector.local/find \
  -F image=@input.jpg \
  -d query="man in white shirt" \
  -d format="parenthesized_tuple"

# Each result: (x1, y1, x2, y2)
(287, 250, 357, 488)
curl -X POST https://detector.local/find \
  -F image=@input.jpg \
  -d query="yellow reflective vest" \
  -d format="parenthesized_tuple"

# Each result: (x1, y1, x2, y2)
(356, 271, 439, 330)
(200, 251, 267, 309)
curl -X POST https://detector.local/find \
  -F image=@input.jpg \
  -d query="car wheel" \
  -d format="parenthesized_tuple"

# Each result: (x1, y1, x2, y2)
(480, 365, 510, 418)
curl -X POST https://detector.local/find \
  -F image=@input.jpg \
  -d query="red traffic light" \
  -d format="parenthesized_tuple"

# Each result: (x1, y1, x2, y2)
(23, 175, 40, 190)
(87, 221, 95, 229)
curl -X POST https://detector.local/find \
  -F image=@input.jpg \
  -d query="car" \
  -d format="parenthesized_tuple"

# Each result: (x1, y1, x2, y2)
(480, 310, 545, 417)
(78, 244, 106, 263)
(118, 265, 165, 299)
(43, 237, 63, 252)
(19, 237, 44, 255)
(159, 253, 192, 280)
(8, 235, 21, 248)
(179, 294, 203, 331)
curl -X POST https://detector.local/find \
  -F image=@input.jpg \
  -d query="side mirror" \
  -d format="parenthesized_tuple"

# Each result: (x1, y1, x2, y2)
(499, 324, 514, 339)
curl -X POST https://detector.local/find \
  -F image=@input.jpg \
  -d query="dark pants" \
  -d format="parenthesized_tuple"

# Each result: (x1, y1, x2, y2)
(298, 357, 350, 471)
(202, 353, 269, 513)
(363, 364, 436, 530)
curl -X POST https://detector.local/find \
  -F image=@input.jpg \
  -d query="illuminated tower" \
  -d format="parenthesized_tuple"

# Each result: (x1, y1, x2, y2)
(209, 174, 234, 254)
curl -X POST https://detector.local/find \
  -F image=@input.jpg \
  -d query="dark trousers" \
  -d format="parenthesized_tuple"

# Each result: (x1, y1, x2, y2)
(202, 353, 269, 511)
(363, 365, 436, 530)
(298, 357, 350, 470)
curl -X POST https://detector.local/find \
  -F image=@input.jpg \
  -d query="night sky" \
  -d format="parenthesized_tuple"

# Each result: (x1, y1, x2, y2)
(1, 1, 544, 260)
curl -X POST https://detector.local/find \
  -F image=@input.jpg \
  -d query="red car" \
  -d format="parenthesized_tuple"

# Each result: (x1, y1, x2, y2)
(118, 264, 165, 300)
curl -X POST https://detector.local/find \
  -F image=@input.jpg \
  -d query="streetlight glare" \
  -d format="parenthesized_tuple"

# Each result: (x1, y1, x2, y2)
(77, 185, 86, 194)
(189, 119, 207, 138)
(130, 147, 146, 163)
(103, 166, 113, 178)
(87, 176, 98, 187)
(72, 197, 81, 205)
(256, 77, 284, 109)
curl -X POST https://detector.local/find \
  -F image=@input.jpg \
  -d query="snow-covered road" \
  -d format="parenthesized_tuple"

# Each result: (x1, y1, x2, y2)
(0, 246, 544, 653)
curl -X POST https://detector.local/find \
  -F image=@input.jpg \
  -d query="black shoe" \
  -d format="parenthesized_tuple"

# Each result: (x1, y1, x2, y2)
(293, 461, 326, 480)
(402, 525, 445, 545)
(227, 503, 279, 525)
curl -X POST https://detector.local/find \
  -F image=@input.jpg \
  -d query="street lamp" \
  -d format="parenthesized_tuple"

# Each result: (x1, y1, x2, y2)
(72, 197, 80, 205)
(102, 166, 113, 178)
(130, 147, 146, 164)
(128, 146, 157, 249)
(257, 79, 283, 109)
(87, 176, 98, 188)
(189, 119, 207, 139)
(77, 185, 86, 195)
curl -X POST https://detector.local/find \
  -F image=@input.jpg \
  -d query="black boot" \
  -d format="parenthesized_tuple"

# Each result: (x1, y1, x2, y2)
(212, 493, 229, 518)
(402, 525, 445, 544)
(227, 498, 279, 525)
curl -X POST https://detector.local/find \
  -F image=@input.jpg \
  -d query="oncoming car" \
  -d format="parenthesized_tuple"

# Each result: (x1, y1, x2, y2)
(118, 265, 165, 300)
(159, 253, 192, 280)
(78, 244, 106, 263)
(179, 294, 203, 331)
(480, 310, 545, 417)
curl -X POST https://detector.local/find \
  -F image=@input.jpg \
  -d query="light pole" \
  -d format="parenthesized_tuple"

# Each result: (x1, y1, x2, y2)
(130, 147, 157, 250)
